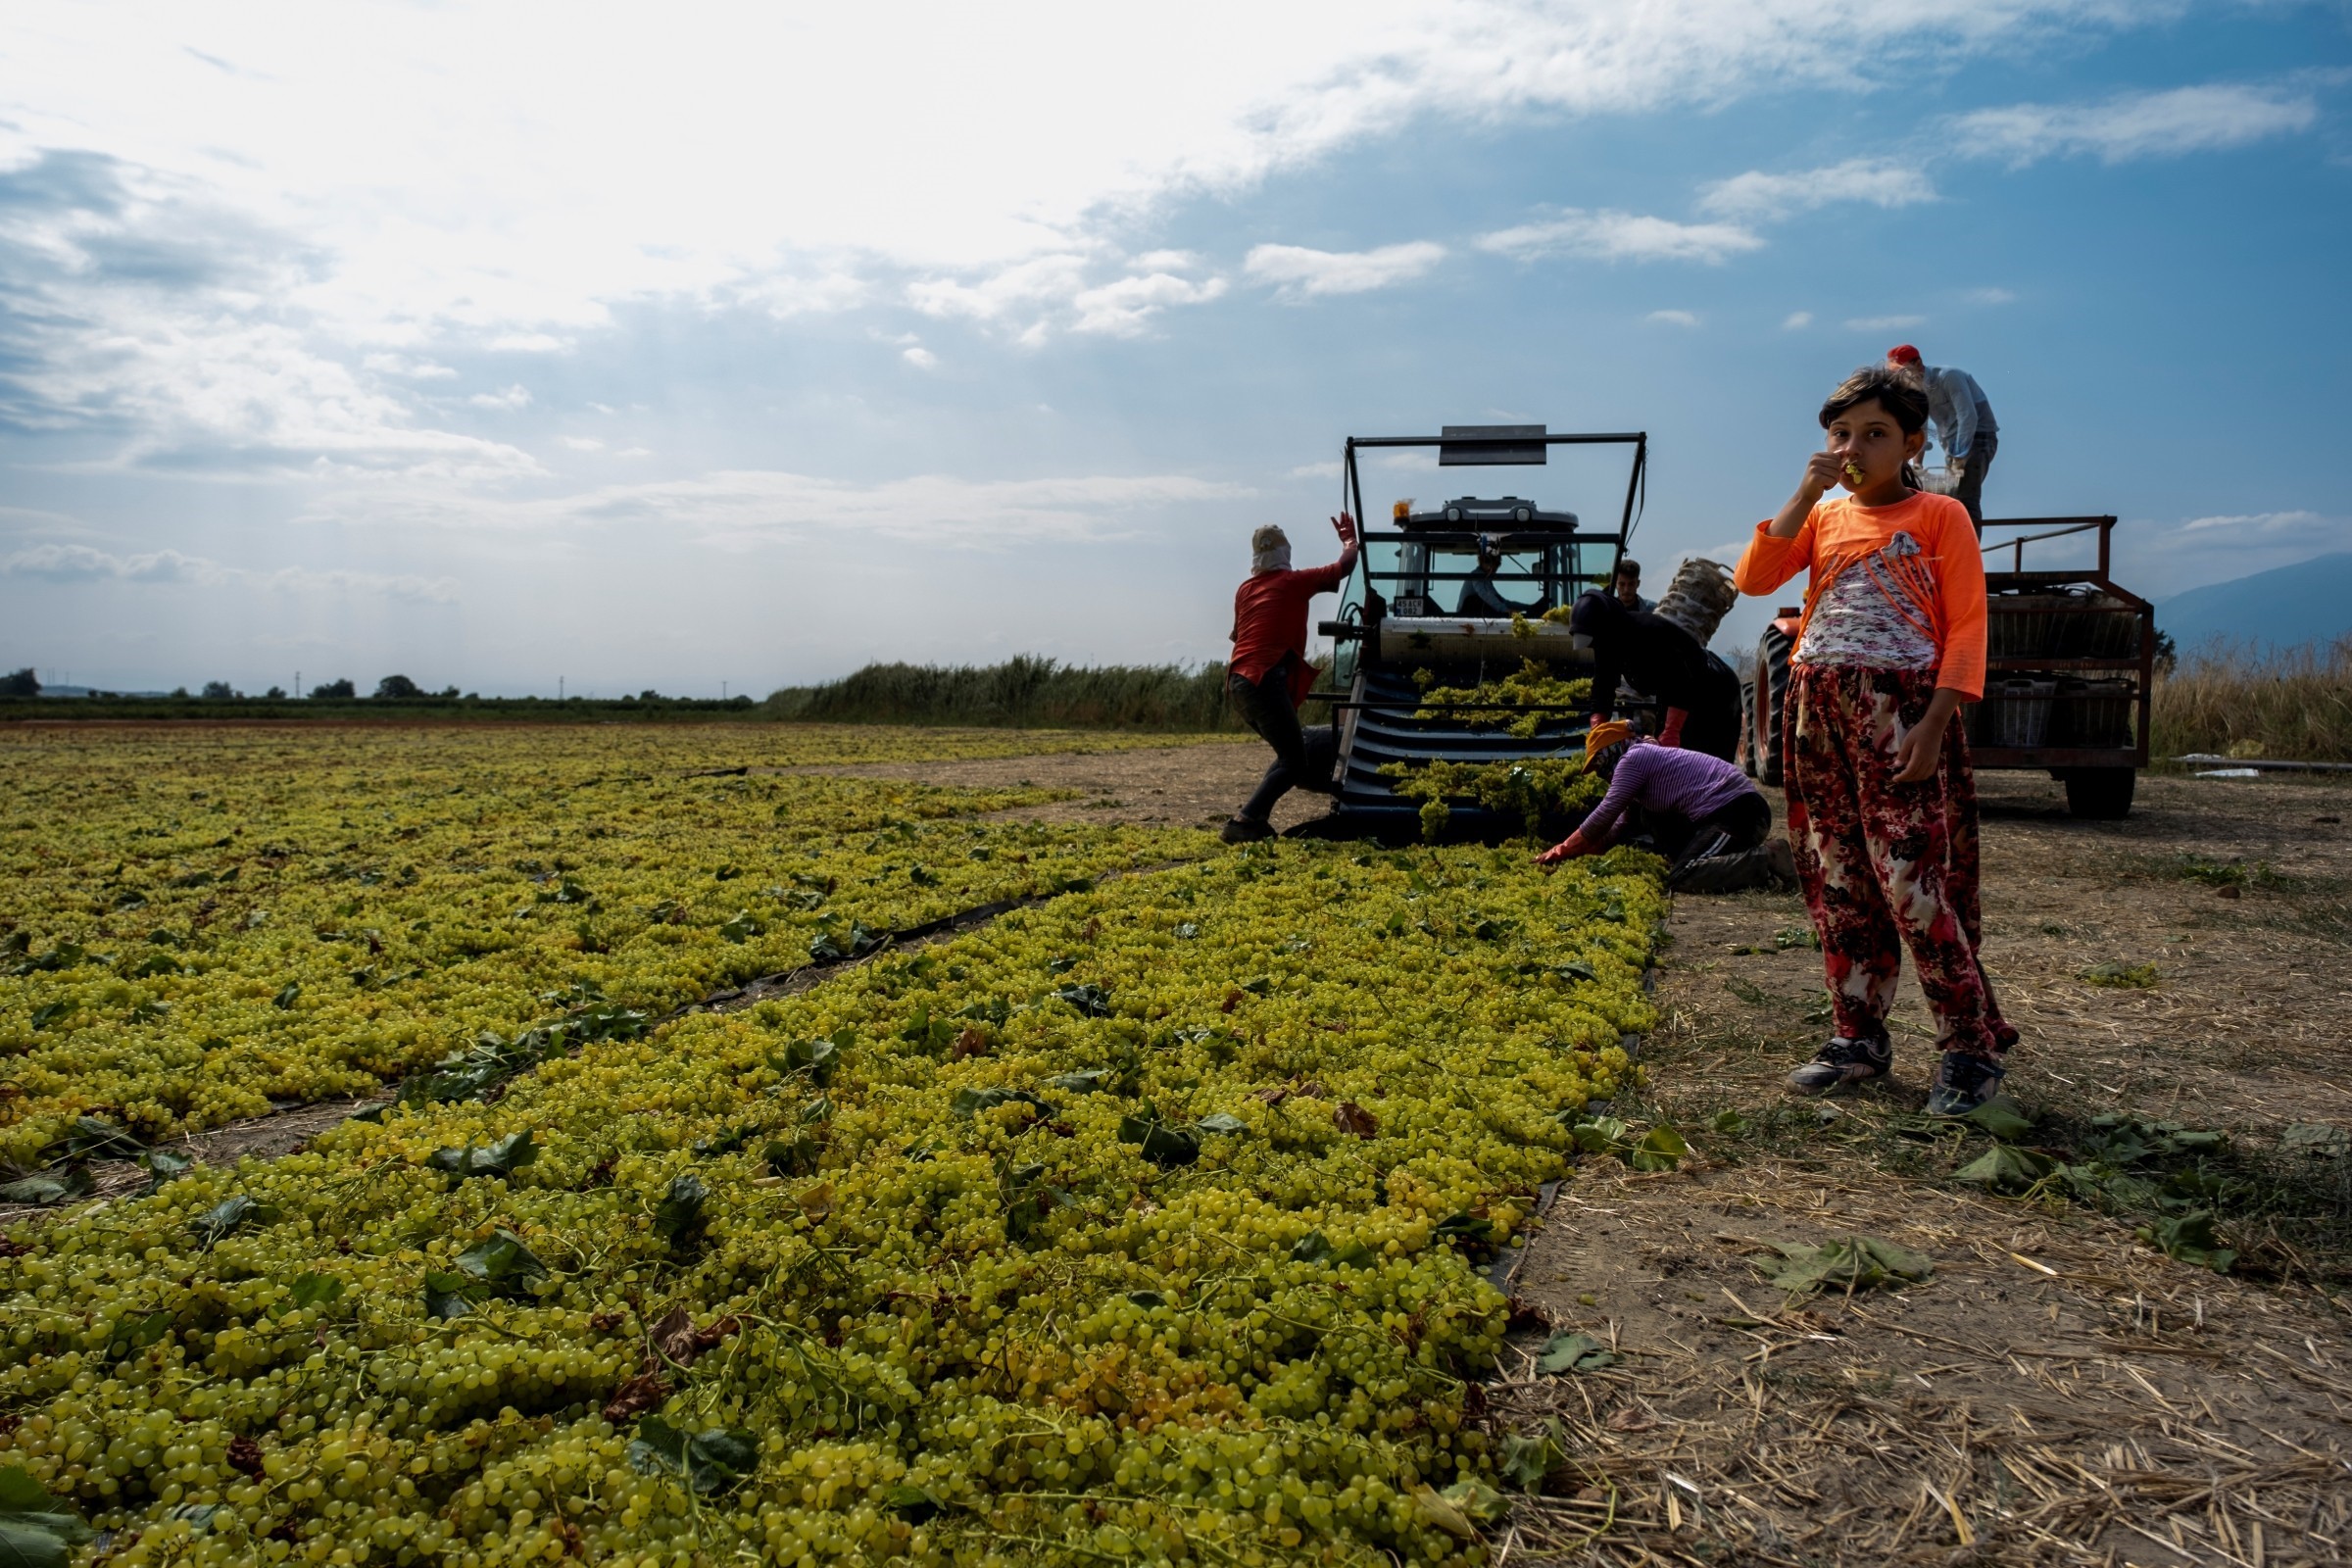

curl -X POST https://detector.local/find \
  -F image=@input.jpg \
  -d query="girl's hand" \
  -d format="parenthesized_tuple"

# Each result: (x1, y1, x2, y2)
(1800, 450, 1845, 504)
(1891, 690, 1964, 784)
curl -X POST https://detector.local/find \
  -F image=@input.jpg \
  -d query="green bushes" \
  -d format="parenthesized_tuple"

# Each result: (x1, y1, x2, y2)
(766, 656, 1243, 731)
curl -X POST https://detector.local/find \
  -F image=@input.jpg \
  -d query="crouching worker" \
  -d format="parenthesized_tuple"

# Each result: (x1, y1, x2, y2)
(1535, 720, 1789, 891)
(1222, 512, 1358, 844)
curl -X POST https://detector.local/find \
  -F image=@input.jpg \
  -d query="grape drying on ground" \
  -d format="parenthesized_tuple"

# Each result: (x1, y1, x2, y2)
(1, 724, 1663, 1567)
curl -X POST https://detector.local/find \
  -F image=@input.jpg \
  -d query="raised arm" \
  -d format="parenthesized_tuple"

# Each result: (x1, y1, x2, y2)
(1734, 458, 1832, 597)
(1297, 513, 1360, 592)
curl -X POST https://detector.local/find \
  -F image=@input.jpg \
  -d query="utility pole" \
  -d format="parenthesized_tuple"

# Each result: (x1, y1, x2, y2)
(721, 680, 727, 701)
(296, 670, 302, 701)
(559, 676, 564, 701)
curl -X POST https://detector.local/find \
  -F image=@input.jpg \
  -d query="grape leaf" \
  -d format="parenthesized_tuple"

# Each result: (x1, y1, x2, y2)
(1536, 1331, 1618, 1374)
(190, 1196, 258, 1247)
(652, 1174, 709, 1249)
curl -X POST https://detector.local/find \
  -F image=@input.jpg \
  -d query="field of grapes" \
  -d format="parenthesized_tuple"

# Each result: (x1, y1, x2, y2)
(0, 724, 1663, 1567)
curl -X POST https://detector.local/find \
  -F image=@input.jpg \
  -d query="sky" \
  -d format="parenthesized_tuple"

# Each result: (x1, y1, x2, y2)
(2, 0, 2347, 697)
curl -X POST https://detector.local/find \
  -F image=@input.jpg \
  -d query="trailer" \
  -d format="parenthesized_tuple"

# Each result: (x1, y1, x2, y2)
(1739, 514, 2155, 818)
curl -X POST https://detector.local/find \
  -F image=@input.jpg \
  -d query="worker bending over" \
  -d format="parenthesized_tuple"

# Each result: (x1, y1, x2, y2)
(1222, 513, 1357, 844)
(1566, 589, 1743, 762)
(1534, 721, 1783, 891)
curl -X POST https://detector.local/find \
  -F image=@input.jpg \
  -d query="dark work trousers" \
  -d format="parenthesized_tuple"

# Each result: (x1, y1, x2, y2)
(1659, 791, 1772, 881)
(1228, 657, 1335, 823)
(1669, 652, 1744, 764)
(1953, 431, 1997, 530)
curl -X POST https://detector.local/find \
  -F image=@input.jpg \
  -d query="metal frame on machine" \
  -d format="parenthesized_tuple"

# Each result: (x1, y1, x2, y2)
(1341, 429, 1647, 560)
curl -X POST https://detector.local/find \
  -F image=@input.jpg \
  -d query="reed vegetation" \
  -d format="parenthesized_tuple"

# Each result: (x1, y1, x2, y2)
(2151, 636, 2352, 762)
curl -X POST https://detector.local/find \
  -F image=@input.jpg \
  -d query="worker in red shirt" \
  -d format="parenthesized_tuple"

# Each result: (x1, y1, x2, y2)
(1222, 512, 1358, 843)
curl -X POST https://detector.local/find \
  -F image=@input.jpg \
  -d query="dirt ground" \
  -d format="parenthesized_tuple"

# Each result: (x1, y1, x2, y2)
(1492, 767, 2352, 1567)
(826, 744, 2352, 1566)
(792, 734, 1339, 833)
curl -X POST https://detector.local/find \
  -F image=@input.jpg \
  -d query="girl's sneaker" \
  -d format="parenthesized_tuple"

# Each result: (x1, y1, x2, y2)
(1787, 1036, 1891, 1093)
(1927, 1053, 2007, 1116)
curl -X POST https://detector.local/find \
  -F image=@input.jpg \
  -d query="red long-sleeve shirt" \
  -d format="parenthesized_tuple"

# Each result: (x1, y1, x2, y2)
(1229, 547, 1357, 703)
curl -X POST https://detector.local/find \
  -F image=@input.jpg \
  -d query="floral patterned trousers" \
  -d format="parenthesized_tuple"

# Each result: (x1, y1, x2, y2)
(1785, 664, 2016, 1060)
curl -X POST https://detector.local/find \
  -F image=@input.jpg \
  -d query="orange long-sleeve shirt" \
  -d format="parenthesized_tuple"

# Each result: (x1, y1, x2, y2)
(1732, 492, 1988, 701)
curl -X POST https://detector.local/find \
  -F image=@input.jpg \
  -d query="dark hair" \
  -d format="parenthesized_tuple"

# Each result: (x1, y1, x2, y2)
(1819, 365, 1929, 435)
(1613, 559, 1641, 580)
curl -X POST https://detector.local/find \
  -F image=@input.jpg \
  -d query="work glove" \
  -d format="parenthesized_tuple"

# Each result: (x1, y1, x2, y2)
(1535, 831, 1590, 870)
(1331, 512, 1356, 546)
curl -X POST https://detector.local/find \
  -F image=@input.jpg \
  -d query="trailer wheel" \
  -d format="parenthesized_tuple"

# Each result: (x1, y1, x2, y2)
(1753, 624, 1793, 788)
(2061, 767, 2135, 819)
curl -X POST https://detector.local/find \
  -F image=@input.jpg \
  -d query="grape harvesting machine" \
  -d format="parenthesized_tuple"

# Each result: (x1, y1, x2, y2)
(1738, 514, 2156, 818)
(1312, 424, 1642, 840)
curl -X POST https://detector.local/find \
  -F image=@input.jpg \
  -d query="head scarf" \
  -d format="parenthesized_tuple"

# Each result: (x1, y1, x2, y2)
(1251, 524, 1292, 573)
(1583, 718, 1635, 772)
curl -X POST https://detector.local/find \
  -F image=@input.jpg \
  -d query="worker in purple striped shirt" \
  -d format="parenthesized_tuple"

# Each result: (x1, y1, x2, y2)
(1536, 720, 1788, 890)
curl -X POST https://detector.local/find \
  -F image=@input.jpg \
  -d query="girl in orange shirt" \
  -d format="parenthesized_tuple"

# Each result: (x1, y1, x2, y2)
(1735, 365, 2016, 1116)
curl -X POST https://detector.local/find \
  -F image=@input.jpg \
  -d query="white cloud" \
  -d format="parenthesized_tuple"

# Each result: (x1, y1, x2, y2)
(1645, 309, 1700, 327)
(1953, 82, 2318, 167)
(297, 469, 1257, 550)
(1476, 210, 1761, 265)
(906, 255, 1092, 322)
(1244, 241, 1446, 298)
(1696, 158, 1936, 222)
(902, 346, 940, 370)
(2173, 509, 2328, 539)
(559, 436, 604, 451)
(1288, 461, 1344, 479)
(2130, 510, 2344, 599)
(1782, 311, 1814, 329)
(467, 384, 533, 410)
(0, 1, 2189, 479)
(1962, 287, 2018, 305)
(1844, 314, 1926, 330)
(1071, 271, 1229, 336)
(1, 543, 458, 600)
(364, 353, 458, 379)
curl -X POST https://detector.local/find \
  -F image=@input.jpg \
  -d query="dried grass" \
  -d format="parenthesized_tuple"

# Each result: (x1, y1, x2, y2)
(2153, 638, 2352, 763)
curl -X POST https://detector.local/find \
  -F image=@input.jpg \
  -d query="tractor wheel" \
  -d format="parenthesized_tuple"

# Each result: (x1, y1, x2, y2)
(2061, 767, 2136, 820)
(1753, 624, 1794, 788)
